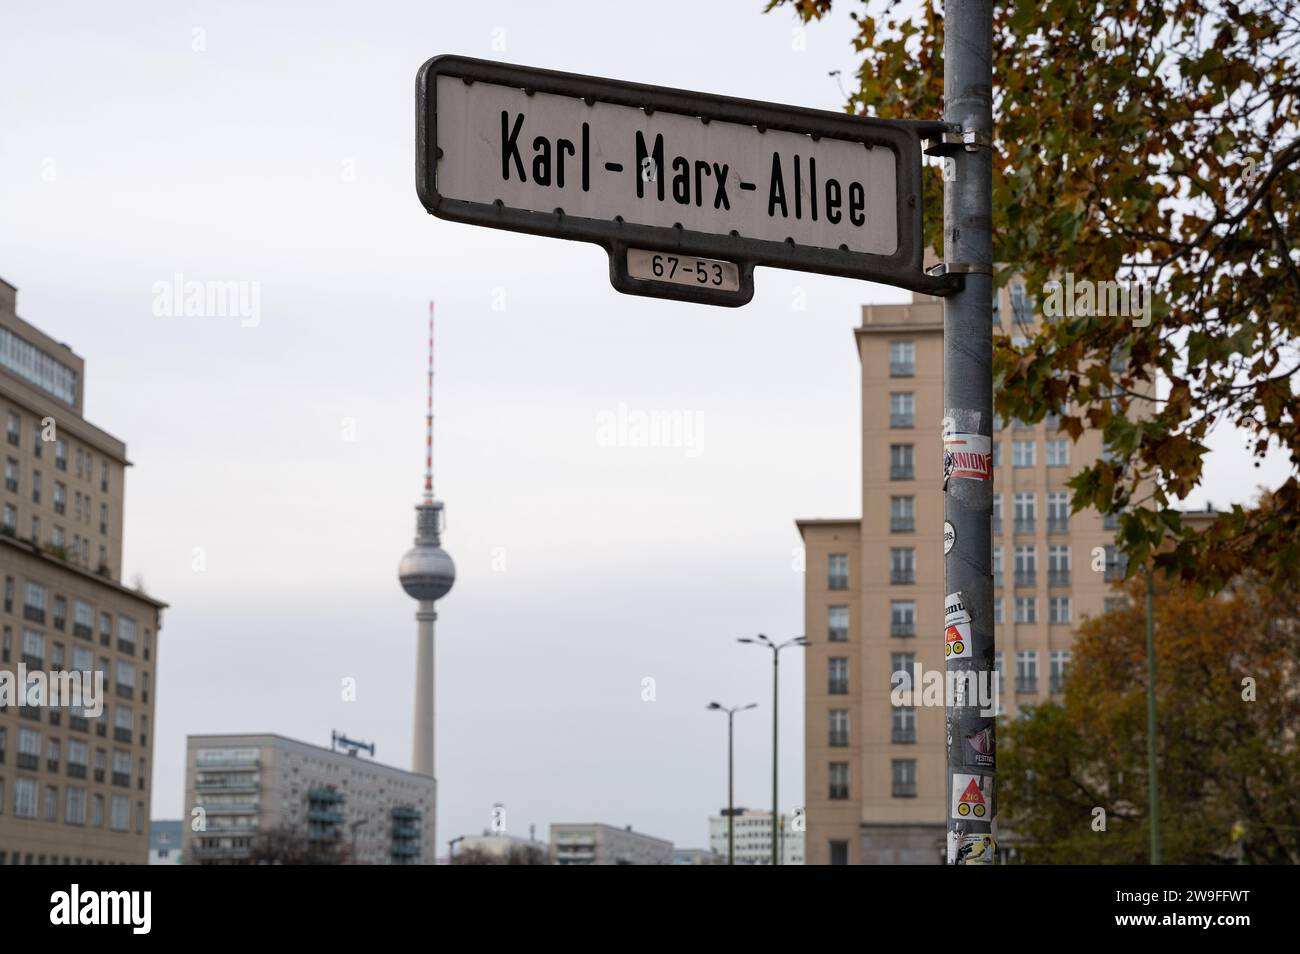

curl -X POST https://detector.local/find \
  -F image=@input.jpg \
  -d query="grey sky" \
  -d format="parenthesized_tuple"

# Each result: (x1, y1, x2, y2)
(0, 0, 1286, 852)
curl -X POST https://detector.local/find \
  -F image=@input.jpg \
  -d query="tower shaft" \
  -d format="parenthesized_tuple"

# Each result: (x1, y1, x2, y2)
(413, 601, 437, 777)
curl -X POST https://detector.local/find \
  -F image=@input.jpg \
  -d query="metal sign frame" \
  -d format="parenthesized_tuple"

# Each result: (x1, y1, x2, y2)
(416, 55, 961, 306)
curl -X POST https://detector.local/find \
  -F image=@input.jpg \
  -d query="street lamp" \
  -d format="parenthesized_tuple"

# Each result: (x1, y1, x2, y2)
(738, 634, 809, 865)
(448, 835, 465, 864)
(707, 701, 757, 866)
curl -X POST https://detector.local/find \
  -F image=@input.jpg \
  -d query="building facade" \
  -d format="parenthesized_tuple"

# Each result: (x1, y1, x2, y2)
(182, 733, 437, 865)
(549, 823, 673, 865)
(708, 809, 805, 865)
(0, 276, 166, 865)
(801, 284, 1127, 865)
(148, 819, 181, 864)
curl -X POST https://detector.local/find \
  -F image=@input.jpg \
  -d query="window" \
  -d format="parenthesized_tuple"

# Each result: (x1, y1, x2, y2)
(1014, 545, 1037, 586)
(1047, 492, 1070, 533)
(15, 778, 38, 818)
(91, 794, 104, 827)
(47, 738, 59, 770)
(891, 759, 917, 797)
(1104, 545, 1128, 581)
(1045, 412, 1061, 432)
(828, 762, 850, 800)
(65, 787, 86, 825)
(30, 515, 38, 543)
(75, 447, 83, 479)
(1014, 596, 1037, 625)
(68, 740, 88, 771)
(117, 617, 137, 653)
(891, 706, 916, 744)
(1016, 650, 1039, 693)
(5, 412, 18, 447)
(1011, 281, 1031, 322)
(890, 548, 915, 585)
(24, 582, 47, 622)
(890, 652, 915, 691)
(74, 600, 93, 638)
(995, 651, 1005, 694)
(827, 554, 849, 590)
(1012, 440, 1036, 468)
(1013, 492, 1036, 534)
(1, 503, 12, 533)
(829, 840, 849, 865)
(44, 785, 57, 821)
(890, 600, 915, 637)
(54, 440, 67, 471)
(992, 546, 1003, 587)
(889, 392, 914, 428)
(1048, 545, 1071, 585)
(101, 461, 109, 493)
(4, 458, 16, 492)
(116, 660, 135, 693)
(1049, 596, 1072, 624)
(828, 658, 849, 694)
(1104, 597, 1127, 614)
(53, 481, 65, 515)
(993, 597, 1004, 625)
(991, 441, 1001, 468)
(110, 795, 129, 831)
(21, 629, 43, 667)
(829, 709, 849, 746)
(18, 727, 40, 769)
(991, 287, 1001, 325)
(992, 494, 1002, 534)
(889, 340, 915, 377)
(99, 504, 108, 535)
(52, 525, 64, 549)
(1050, 650, 1071, 692)
(1046, 439, 1069, 466)
(890, 495, 914, 532)
(889, 443, 914, 480)
(827, 605, 849, 642)
(53, 596, 66, 630)
(99, 612, 111, 645)
(114, 704, 133, 740)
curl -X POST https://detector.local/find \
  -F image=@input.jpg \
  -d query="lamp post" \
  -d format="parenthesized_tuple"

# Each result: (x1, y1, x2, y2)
(738, 634, 809, 865)
(448, 835, 465, 864)
(1145, 566, 1162, 864)
(708, 701, 757, 865)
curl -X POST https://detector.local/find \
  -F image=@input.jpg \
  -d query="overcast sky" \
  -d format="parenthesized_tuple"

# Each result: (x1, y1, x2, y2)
(0, 0, 1288, 853)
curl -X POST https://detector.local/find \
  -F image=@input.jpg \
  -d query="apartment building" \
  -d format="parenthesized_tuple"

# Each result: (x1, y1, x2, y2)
(549, 823, 673, 865)
(0, 275, 166, 865)
(182, 733, 438, 865)
(800, 283, 1128, 865)
(707, 809, 805, 865)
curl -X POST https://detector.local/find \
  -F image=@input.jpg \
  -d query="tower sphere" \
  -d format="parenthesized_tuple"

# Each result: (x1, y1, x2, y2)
(399, 543, 456, 602)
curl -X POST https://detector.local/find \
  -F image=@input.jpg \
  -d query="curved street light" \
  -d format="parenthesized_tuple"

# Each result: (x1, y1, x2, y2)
(707, 701, 757, 866)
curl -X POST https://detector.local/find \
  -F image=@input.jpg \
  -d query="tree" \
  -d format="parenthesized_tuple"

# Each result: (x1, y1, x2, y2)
(451, 844, 548, 865)
(772, 0, 1300, 592)
(997, 575, 1300, 864)
(248, 824, 348, 865)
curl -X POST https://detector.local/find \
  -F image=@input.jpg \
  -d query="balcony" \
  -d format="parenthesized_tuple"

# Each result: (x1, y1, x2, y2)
(890, 621, 914, 638)
(99, 631, 111, 647)
(889, 465, 914, 480)
(889, 413, 914, 429)
(115, 684, 134, 700)
(69, 716, 88, 732)
(889, 362, 914, 377)
(17, 753, 38, 770)
(391, 842, 420, 859)
(1047, 518, 1069, 535)
(993, 570, 1003, 587)
(114, 727, 132, 744)
(1104, 565, 1127, 582)
(67, 763, 87, 779)
(828, 679, 848, 695)
(93, 769, 104, 783)
(891, 570, 915, 585)
(117, 640, 135, 657)
(1048, 570, 1071, 587)
(1014, 570, 1036, 587)
(1050, 676, 1065, 694)
(22, 653, 43, 670)
(892, 782, 917, 798)
(73, 623, 92, 640)
(6, 431, 18, 447)
(828, 732, 849, 748)
(112, 772, 130, 787)
(23, 605, 45, 624)
(891, 727, 916, 744)
(890, 517, 915, 533)
(1013, 518, 1036, 535)
(828, 575, 849, 591)
(1016, 678, 1038, 694)
(828, 627, 848, 642)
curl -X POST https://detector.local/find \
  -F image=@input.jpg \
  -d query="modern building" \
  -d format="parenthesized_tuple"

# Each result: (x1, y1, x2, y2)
(182, 733, 437, 864)
(549, 823, 673, 865)
(148, 819, 182, 864)
(800, 283, 1131, 865)
(397, 304, 455, 855)
(707, 809, 805, 865)
(0, 275, 167, 865)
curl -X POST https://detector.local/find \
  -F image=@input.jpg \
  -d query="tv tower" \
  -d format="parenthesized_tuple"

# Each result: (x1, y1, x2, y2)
(398, 302, 456, 781)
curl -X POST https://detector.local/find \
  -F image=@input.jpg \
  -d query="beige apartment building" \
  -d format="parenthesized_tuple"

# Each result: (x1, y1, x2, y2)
(0, 275, 167, 864)
(800, 283, 1129, 865)
(183, 733, 438, 865)
(550, 822, 674, 865)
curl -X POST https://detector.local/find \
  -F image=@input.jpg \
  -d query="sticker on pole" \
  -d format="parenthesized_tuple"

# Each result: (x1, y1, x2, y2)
(965, 727, 994, 767)
(944, 590, 972, 658)
(943, 521, 955, 554)
(951, 774, 992, 820)
(943, 432, 991, 483)
(948, 831, 996, 864)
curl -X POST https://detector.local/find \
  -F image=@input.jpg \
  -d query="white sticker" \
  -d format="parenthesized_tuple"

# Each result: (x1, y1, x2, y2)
(943, 521, 955, 554)
(944, 592, 971, 627)
(948, 831, 997, 865)
(951, 773, 993, 820)
(943, 432, 992, 482)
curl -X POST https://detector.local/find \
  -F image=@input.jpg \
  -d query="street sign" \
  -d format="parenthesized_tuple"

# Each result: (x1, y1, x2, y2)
(417, 56, 959, 306)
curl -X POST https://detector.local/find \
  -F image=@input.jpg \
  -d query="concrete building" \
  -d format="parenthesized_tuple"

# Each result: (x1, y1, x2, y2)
(550, 823, 673, 865)
(800, 284, 1132, 865)
(0, 275, 167, 865)
(672, 847, 723, 865)
(148, 819, 181, 864)
(708, 809, 805, 865)
(182, 733, 437, 865)
(451, 830, 549, 863)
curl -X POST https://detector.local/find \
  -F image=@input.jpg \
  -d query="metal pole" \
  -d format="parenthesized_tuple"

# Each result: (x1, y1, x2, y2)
(942, 0, 995, 865)
(728, 709, 735, 866)
(771, 647, 779, 866)
(1145, 567, 1162, 864)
